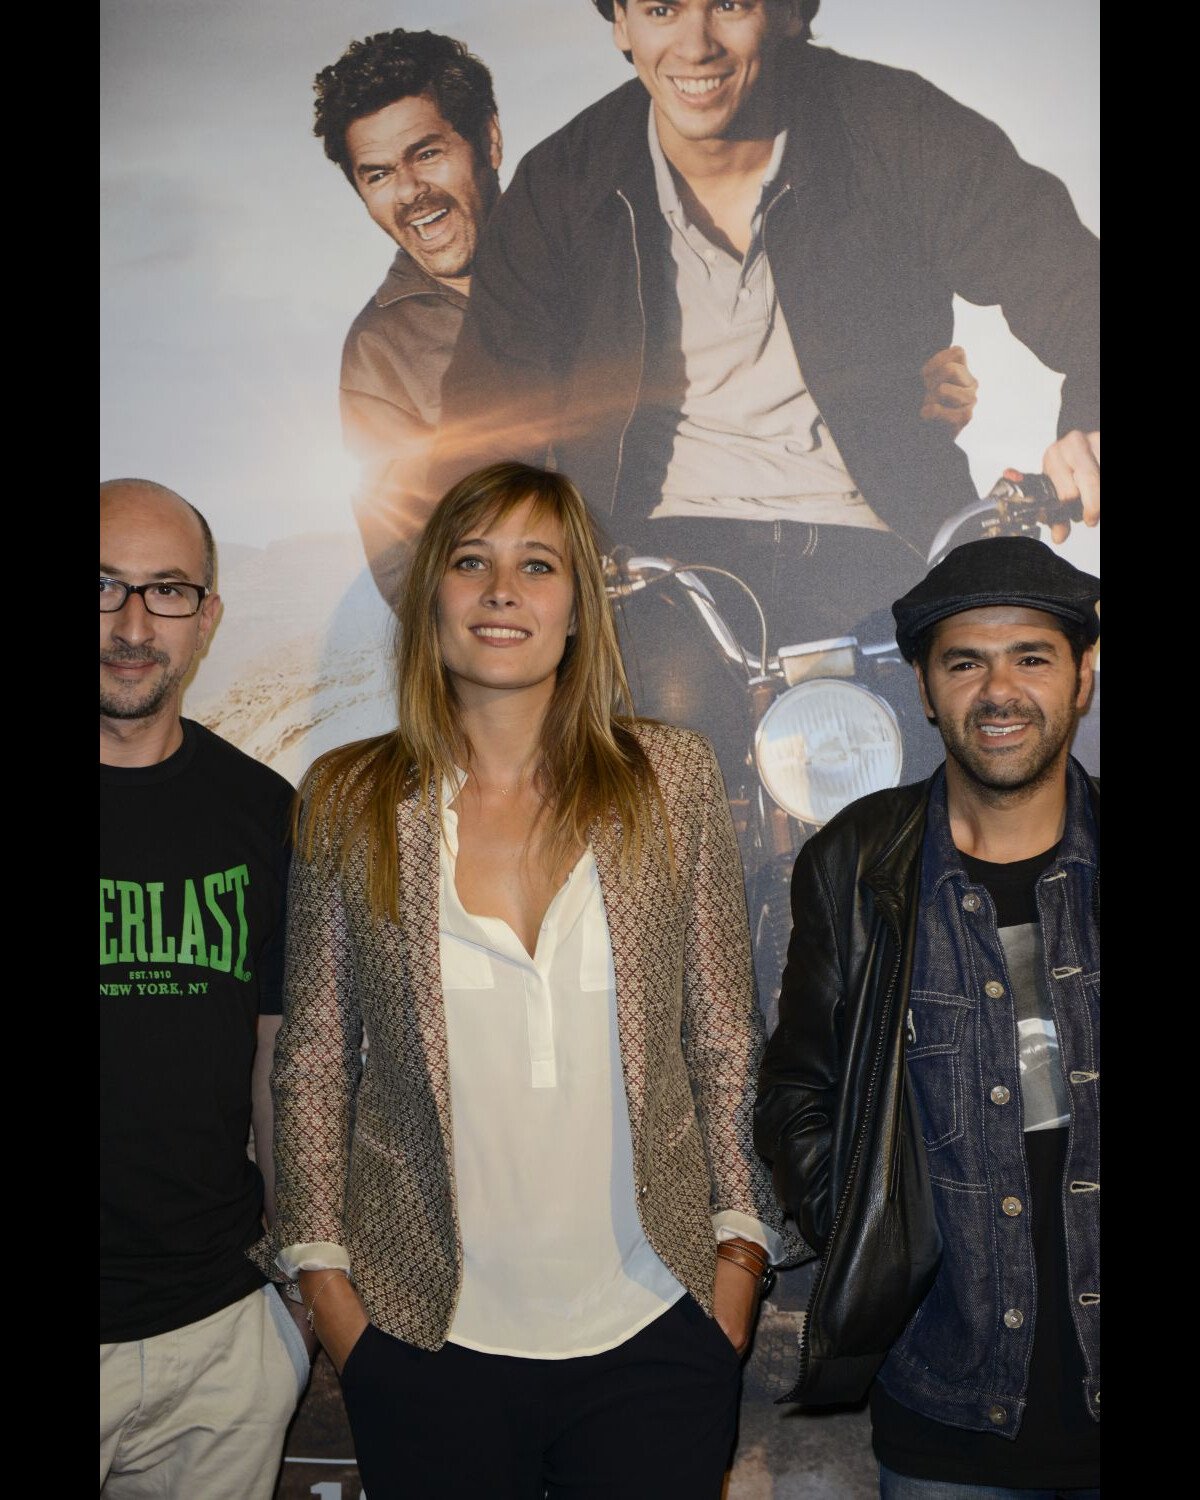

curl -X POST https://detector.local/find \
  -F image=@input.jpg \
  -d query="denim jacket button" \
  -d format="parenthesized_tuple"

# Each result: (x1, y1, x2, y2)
(962, 892, 982, 912)
(1003, 1307, 1024, 1329)
(984, 980, 1006, 999)
(990, 1085, 1011, 1105)
(987, 1405, 1007, 1425)
(1001, 1195, 1023, 1217)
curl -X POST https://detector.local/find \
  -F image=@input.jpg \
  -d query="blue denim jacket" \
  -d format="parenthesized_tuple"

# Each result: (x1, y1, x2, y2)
(875, 760, 1100, 1435)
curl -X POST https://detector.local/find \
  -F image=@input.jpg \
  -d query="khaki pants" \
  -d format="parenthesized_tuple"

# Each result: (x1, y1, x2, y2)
(100, 1284, 309, 1498)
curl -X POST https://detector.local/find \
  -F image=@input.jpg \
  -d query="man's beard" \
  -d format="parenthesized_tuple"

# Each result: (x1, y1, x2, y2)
(938, 696, 1078, 799)
(397, 189, 475, 279)
(99, 645, 179, 721)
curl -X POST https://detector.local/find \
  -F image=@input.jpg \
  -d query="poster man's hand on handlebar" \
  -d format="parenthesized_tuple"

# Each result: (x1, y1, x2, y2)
(1042, 429, 1100, 543)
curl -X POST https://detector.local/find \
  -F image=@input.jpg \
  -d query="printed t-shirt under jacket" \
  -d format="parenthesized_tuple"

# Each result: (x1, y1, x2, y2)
(100, 720, 292, 1343)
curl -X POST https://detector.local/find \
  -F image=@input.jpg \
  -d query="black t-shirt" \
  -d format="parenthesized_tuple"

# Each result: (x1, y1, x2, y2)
(871, 845, 1101, 1488)
(100, 720, 293, 1342)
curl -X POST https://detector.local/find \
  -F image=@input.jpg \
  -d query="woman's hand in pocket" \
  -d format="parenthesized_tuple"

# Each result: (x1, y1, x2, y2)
(712, 1255, 760, 1357)
(299, 1270, 370, 1375)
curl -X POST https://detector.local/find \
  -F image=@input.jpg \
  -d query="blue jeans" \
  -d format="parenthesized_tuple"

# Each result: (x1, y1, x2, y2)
(879, 1465, 1100, 1499)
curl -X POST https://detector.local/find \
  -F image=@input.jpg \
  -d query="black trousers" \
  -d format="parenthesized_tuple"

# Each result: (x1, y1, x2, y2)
(339, 1295, 742, 1499)
(620, 517, 929, 651)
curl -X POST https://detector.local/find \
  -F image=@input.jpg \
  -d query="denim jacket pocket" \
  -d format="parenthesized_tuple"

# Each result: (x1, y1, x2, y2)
(905, 993, 971, 1152)
(885, 1178, 997, 1388)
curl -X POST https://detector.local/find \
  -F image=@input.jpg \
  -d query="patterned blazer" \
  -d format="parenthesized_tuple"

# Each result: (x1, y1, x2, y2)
(270, 721, 802, 1348)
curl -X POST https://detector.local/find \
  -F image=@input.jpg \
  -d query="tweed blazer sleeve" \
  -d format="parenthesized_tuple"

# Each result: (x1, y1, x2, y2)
(659, 729, 807, 1264)
(269, 847, 365, 1255)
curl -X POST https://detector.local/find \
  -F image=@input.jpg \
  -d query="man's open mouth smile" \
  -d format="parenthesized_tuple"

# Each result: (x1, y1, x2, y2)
(409, 206, 451, 239)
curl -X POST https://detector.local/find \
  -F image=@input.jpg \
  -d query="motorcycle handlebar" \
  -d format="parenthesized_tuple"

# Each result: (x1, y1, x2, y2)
(925, 469, 1084, 567)
(994, 469, 1084, 528)
(609, 469, 1086, 668)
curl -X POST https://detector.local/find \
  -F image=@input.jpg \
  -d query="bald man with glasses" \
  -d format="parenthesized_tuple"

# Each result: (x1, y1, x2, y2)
(100, 479, 310, 1498)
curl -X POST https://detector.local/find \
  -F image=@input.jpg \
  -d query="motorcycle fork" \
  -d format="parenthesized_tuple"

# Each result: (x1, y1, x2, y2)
(750, 678, 798, 859)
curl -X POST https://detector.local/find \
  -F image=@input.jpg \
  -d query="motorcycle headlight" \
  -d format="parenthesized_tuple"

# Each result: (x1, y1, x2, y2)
(755, 680, 903, 826)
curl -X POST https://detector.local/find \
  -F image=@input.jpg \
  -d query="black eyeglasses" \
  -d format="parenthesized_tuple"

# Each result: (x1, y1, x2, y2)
(99, 577, 209, 617)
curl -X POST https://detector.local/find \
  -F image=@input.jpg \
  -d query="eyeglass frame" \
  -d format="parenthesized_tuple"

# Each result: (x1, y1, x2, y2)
(99, 576, 210, 618)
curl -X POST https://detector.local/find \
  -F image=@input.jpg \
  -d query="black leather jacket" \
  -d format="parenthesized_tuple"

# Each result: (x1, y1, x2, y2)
(755, 776, 943, 1406)
(755, 770, 1101, 1407)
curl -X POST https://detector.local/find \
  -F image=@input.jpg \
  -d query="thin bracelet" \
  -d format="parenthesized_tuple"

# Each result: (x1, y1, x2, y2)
(303, 1270, 348, 1330)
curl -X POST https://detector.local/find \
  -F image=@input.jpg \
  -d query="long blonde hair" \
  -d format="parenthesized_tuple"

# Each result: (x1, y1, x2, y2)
(297, 462, 670, 921)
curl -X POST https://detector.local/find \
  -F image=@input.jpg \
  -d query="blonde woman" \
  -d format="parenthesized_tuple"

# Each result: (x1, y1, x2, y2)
(270, 462, 797, 1498)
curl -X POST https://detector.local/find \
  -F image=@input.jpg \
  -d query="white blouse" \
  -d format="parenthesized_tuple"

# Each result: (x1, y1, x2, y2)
(438, 800, 686, 1357)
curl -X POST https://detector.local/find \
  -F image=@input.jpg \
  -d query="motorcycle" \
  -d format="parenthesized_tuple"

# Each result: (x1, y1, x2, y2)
(606, 471, 1092, 1032)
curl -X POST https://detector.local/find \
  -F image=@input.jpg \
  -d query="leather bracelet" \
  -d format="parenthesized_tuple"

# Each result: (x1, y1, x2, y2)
(717, 1242, 769, 1277)
(724, 1236, 769, 1267)
(302, 1270, 348, 1330)
(716, 1239, 775, 1298)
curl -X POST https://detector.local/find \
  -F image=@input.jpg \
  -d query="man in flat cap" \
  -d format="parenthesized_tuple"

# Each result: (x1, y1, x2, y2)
(756, 536, 1100, 1497)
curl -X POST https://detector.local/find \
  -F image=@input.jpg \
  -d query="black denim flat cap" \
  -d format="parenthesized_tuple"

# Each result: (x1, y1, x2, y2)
(892, 536, 1101, 662)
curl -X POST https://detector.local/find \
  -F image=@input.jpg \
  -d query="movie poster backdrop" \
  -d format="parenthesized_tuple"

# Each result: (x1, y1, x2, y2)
(101, 3, 1098, 1494)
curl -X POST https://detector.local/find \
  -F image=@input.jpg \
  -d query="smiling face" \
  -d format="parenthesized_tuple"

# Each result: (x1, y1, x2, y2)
(612, 1, 800, 152)
(435, 499, 577, 711)
(916, 606, 1093, 798)
(345, 93, 501, 289)
(100, 485, 220, 729)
